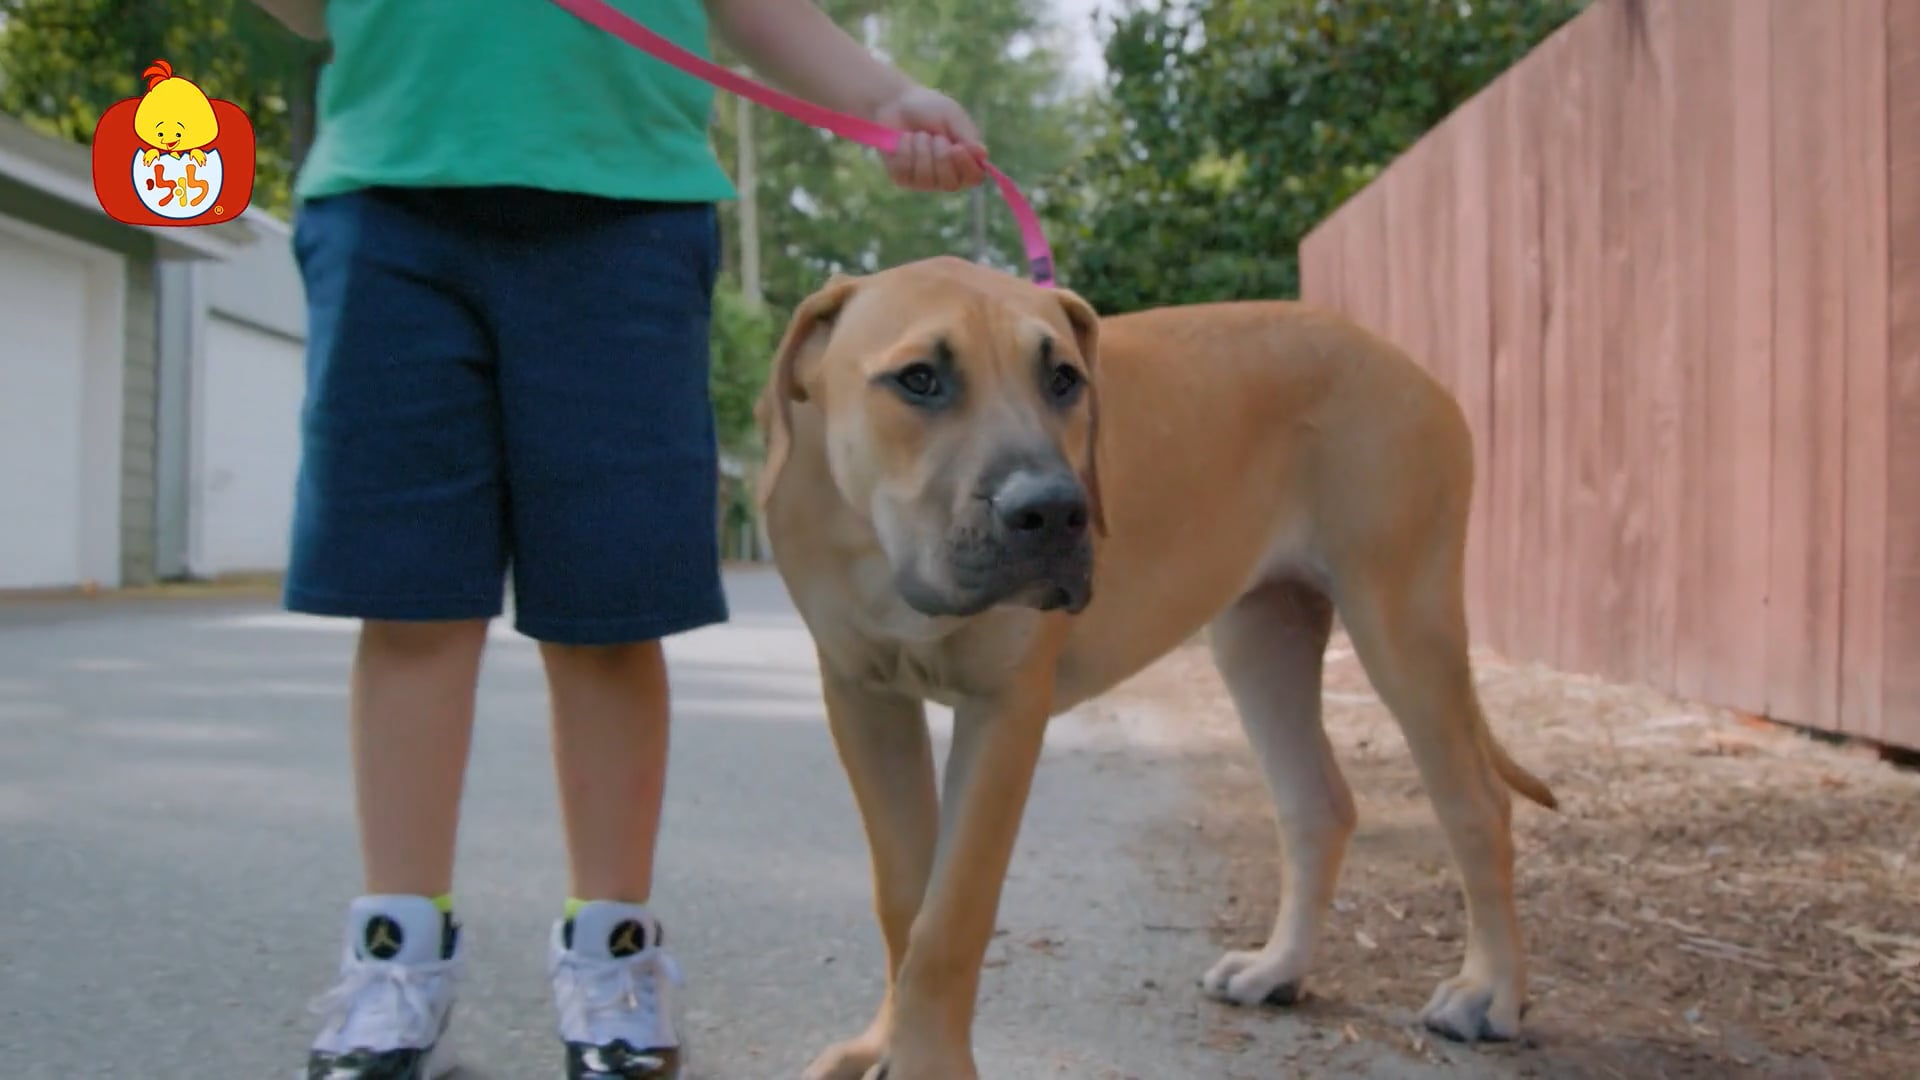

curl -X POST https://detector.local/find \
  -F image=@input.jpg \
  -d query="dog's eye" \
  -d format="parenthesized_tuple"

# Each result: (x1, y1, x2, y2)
(1047, 363, 1083, 401)
(893, 363, 942, 399)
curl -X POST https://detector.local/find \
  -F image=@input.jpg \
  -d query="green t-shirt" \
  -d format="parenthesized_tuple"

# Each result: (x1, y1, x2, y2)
(295, 0, 737, 204)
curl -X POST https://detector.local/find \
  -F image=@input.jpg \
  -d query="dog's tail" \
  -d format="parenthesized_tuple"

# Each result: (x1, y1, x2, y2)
(1486, 730, 1559, 810)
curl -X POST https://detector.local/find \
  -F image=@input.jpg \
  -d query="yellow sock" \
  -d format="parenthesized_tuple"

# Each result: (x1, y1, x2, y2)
(564, 897, 652, 920)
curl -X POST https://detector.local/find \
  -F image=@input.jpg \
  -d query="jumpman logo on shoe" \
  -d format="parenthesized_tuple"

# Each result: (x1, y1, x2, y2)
(364, 916, 405, 960)
(608, 920, 645, 958)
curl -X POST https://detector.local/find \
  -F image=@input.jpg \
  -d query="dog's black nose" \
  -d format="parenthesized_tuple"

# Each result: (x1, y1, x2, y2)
(992, 470, 1089, 542)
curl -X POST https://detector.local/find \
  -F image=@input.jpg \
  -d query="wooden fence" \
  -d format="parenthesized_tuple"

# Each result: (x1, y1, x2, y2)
(1298, 0, 1920, 751)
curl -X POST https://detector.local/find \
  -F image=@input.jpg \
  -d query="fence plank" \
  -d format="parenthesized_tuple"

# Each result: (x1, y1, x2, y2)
(1557, 12, 1608, 677)
(1364, 186, 1390, 334)
(1885, 0, 1920, 743)
(1668, 0, 1726, 705)
(1483, 77, 1524, 657)
(1426, 132, 1459, 402)
(1451, 106, 1495, 639)
(1766, 0, 1848, 729)
(1532, 24, 1577, 672)
(1315, 210, 1344, 315)
(1342, 187, 1384, 334)
(1301, 206, 1342, 315)
(1384, 143, 1428, 386)
(1596, 0, 1645, 684)
(1399, 140, 1434, 378)
(1634, 0, 1682, 693)
(1297, 231, 1323, 312)
(1334, 197, 1359, 323)
(1720, 2, 1774, 714)
(1511, 56, 1557, 665)
(1840, 0, 1891, 740)
(1669, 0, 1770, 712)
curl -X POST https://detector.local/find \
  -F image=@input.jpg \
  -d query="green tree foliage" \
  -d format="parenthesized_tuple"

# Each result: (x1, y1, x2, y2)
(707, 274, 784, 454)
(709, 0, 1092, 314)
(1047, 0, 1590, 315)
(0, 0, 322, 215)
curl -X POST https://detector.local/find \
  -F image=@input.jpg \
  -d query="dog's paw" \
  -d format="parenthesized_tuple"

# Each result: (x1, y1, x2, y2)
(803, 1037, 885, 1080)
(1199, 946, 1310, 1008)
(1418, 974, 1524, 1043)
(864, 1055, 977, 1080)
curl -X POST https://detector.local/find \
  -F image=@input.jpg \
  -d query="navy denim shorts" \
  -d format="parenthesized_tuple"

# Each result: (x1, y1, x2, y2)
(285, 185, 729, 644)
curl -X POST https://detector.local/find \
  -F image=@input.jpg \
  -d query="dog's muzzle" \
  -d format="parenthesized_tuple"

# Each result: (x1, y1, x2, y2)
(892, 459, 1097, 618)
(972, 466, 1095, 613)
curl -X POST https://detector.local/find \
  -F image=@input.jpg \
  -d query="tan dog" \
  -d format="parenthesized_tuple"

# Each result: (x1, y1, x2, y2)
(754, 256, 1558, 1080)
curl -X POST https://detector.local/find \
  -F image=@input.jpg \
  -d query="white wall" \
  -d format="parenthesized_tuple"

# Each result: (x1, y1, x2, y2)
(176, 211, 309, 579)
(0, 217, 126, 589)
(188, 314, 304, 577)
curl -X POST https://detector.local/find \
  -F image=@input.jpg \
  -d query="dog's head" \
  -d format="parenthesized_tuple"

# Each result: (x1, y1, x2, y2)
(756, 256, 1106, 618)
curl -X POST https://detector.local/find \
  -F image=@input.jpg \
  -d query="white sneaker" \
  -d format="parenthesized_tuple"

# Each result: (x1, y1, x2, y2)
(306, 895, 464, 1079)
(549, 902, 685, 1079)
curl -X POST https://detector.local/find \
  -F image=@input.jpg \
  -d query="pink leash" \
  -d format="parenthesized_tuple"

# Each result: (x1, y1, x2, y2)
(545, 0, 1058, 287)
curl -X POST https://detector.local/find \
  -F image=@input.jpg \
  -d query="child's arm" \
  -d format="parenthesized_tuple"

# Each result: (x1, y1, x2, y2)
(247, 0, 328, 40)
(705, 0, 987, 193)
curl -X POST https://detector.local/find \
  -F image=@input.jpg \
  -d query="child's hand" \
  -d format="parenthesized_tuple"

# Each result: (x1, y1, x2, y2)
(873, 85, 988, 193)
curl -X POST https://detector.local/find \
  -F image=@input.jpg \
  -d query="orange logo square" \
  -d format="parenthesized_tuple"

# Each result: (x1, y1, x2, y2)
(92, 59, 256, 227)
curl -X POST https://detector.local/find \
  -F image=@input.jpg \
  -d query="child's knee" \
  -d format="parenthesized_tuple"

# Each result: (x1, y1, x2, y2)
(359, 618, 490, 663)
(541, 638, 665, 678)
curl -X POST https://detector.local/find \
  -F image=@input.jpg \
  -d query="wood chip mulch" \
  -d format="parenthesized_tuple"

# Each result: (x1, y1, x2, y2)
(1116, 637, 1920, 1079)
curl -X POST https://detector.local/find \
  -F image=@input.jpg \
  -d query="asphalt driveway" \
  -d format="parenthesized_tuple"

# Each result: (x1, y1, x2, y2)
(0, 568, 1445, 1079)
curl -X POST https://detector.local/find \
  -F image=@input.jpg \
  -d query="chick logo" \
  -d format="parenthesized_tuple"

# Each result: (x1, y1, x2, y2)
(92, 59, 255, 226)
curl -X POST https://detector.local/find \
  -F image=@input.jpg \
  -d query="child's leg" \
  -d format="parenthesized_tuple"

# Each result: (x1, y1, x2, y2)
(542, 640, 672, 902)
(353, 619, 491, 896)
(286, 187, 510, 1080)
(485, 191, 727, 1080)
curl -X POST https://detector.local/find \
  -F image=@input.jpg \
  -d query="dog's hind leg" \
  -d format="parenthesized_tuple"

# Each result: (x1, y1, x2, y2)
(1199, 579, 1355, 1009)
(1333, 544, 1528, 1043)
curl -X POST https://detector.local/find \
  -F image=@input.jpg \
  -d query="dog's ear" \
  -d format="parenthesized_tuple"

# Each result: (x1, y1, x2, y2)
(756, 272, 861, 513)
(1052, 287, 1108, 538)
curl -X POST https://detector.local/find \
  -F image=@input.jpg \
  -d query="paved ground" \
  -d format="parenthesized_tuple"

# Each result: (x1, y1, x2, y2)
(0, 568, 1448, 1080)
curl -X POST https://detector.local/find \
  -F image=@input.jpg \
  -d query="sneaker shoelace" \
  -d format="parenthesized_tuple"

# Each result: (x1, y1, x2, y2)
(310, 957, 459, 1051)
(551, 946, 684, 1053)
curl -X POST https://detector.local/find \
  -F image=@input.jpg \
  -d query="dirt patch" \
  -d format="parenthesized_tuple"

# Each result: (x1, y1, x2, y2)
(1115, 639, 1920, 1079)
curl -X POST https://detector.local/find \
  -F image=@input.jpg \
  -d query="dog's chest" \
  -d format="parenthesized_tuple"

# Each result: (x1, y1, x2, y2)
(799, 574, 1040, 707)
(857, 642, 969, 706)
(856, 631, 1037, 706)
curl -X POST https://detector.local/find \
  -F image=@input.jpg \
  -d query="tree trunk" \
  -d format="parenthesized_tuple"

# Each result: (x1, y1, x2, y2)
(736, 89, 762, 309)
(288, 44, 323, 178)
(126, 0, 168, 94)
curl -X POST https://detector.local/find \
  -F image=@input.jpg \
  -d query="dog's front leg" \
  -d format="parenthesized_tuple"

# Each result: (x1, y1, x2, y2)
(803, 666, 939, 1080)
(881, 667, 1054, 1080)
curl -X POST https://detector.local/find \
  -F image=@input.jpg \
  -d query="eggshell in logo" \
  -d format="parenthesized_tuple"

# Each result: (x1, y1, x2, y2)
(131, 149, 226, 219)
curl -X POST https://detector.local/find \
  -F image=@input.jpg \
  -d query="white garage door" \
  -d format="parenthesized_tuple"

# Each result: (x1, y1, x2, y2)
(0, 228, 111, 589)
(191, 314, 305, 576)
